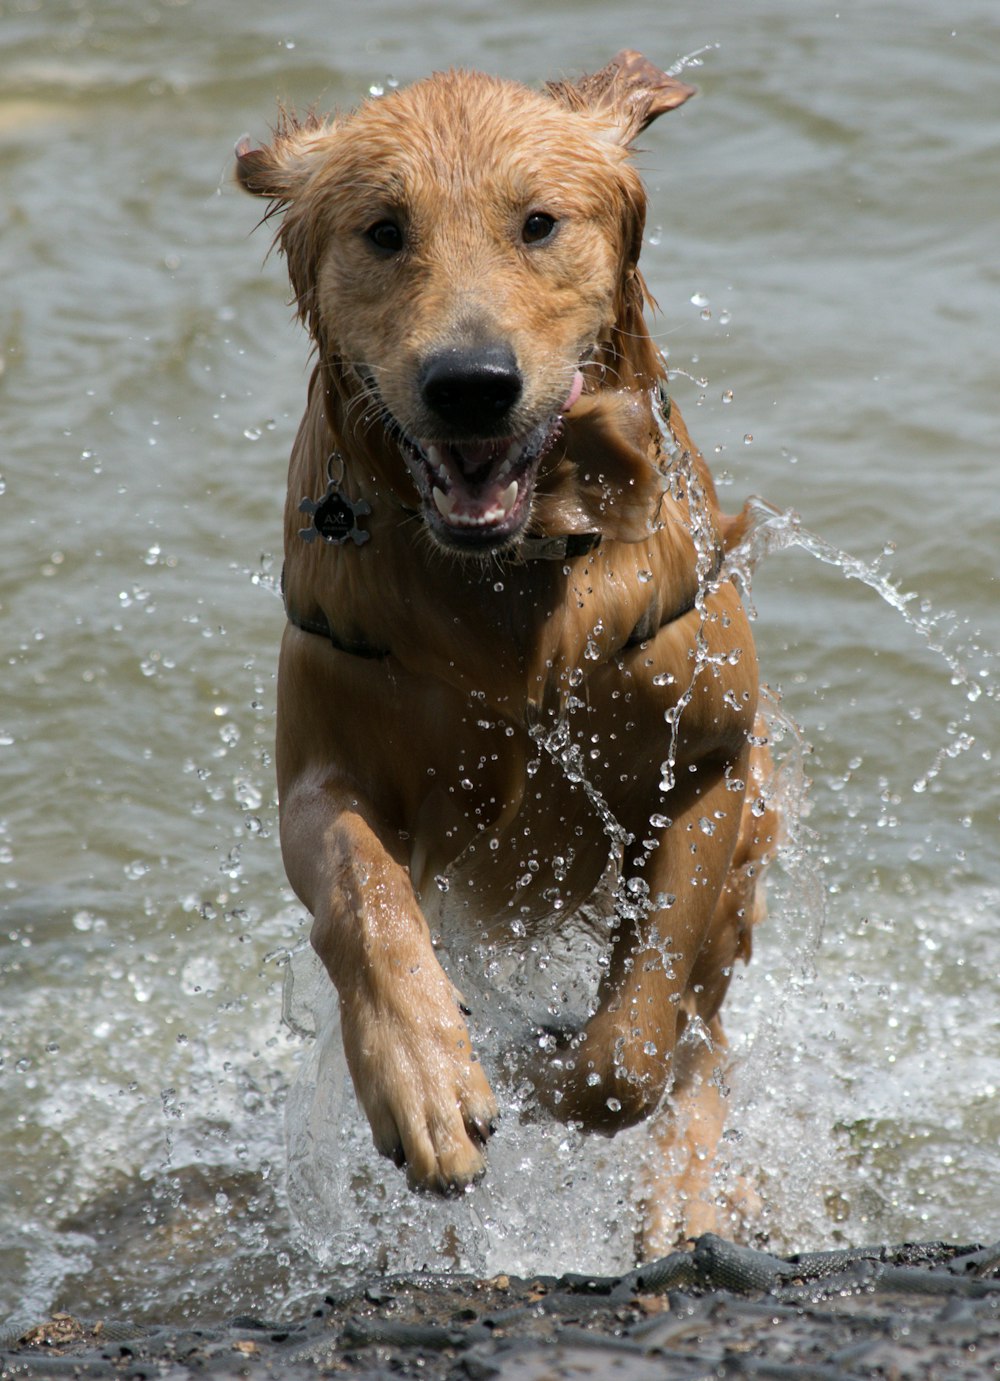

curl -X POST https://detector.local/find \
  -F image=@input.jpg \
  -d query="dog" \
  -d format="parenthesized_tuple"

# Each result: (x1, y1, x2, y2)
(237, 49, 777, 1251)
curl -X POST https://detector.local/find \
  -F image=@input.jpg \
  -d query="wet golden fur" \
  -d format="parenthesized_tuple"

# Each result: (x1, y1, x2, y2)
(238, 51, 777, 1248)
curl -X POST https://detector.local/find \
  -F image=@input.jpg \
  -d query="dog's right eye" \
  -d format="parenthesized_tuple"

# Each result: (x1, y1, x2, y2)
(366, 220, 404, 253)
(522, 212, 557, 245)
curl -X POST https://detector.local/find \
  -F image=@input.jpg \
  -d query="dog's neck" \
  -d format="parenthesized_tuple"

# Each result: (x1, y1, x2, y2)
(279, 369, 721, 707)
(294, 468, 605, 564)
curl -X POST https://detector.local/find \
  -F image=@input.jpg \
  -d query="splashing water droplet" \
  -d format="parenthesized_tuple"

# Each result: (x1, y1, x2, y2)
(723, 496, 994, 786)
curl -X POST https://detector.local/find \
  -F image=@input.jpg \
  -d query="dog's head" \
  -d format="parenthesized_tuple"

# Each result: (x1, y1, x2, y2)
(238, 51, 693, 554)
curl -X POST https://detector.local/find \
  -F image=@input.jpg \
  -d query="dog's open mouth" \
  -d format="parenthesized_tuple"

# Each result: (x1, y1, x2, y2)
(402, 416, 561, 552)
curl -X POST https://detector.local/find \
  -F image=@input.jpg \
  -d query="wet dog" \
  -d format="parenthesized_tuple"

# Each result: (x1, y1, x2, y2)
(238, 50, 777, 1249)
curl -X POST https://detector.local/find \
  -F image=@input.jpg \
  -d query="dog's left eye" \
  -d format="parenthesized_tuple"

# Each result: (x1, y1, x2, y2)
(366, 220, 405, 253)
(522, 212, 557, 245)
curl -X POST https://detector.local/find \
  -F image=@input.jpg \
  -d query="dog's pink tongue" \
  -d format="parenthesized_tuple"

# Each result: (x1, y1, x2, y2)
(561, 369, 584, 413)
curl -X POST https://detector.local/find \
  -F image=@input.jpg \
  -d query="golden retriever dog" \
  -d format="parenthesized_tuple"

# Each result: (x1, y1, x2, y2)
(238, 49, 777, 1252)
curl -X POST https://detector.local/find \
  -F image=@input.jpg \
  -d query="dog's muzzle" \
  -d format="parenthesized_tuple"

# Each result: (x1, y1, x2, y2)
(403, 420, 562, 552)
(357, 354, 584, 554)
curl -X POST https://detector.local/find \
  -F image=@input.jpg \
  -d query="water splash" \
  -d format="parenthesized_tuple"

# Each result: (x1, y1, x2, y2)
(667, 43, 721, 78)
(724, 497, 995, 791)
(650, 398, 735, 796)
(283, 945, 650, 1280)
(528, 717, 631, 855)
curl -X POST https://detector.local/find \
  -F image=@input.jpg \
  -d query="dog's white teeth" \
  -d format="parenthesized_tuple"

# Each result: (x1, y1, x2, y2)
(496, 441, 523, 482)
(504, 440, 523, 464)
(433, 486, 456, 517)
(498, 480, 518, 515)
(426, 445, 449, 484)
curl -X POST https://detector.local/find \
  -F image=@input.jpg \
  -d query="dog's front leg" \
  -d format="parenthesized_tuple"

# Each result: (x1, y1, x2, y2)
(533, 754, 750, 1134)
(281, 785, 497, 1194)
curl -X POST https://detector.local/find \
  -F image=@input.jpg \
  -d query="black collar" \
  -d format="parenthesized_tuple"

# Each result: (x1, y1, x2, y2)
(284, 602, 388, 658)
(515, 531, 602, 561)
(283, 537, 721, 662)
(282, 530, 602, 659)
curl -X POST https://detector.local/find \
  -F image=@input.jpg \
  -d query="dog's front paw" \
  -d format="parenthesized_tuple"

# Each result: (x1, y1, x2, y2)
(527, 1015, 669, 1133)
(340, 989, 498, 1195)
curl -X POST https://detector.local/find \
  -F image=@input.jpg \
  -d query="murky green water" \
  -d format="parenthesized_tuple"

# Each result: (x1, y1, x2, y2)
(1, 0, 997, 1327)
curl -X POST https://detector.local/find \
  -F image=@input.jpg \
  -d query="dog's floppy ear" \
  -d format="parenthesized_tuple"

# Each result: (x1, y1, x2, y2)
(548, 52, 693, 387)
(236, 112, 340, 344)
(235, 111, 334, 203)
(547, 49, 695, 145)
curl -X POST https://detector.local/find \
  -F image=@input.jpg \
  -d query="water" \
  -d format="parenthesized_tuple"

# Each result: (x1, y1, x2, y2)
(2, 0, 997, 1327)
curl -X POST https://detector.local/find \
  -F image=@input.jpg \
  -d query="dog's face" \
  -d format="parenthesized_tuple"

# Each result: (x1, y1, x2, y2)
(239, 60, 693, 552)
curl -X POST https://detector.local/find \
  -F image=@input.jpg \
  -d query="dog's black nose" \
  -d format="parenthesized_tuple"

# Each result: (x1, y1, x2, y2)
(419, 346, 522, 432)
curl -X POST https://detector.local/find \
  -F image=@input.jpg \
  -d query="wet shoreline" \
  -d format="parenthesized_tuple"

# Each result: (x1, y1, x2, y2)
(6, 1234, 998, 1379)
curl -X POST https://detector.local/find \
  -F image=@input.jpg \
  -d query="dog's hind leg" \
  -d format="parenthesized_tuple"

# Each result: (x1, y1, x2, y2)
(638, 1016, 760, 1255)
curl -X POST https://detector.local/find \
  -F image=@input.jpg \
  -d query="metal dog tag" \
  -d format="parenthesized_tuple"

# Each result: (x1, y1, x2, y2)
(298, 481, 371, 546)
